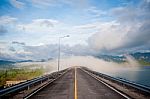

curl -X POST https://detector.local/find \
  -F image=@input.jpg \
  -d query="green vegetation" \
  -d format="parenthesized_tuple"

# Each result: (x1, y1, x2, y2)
(0, 68, 44, 88)
(138, 60, 150, 66)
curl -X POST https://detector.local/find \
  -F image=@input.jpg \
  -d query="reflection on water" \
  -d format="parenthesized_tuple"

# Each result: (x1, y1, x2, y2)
(107, 66, 150, 87)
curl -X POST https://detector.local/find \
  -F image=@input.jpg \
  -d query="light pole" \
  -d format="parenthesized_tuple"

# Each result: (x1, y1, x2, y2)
(58, 35, 69, 72)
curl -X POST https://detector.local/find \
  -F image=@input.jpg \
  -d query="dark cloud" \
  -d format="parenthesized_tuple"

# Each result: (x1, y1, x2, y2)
(12, 41, 26, 45)
(9, 47, 16, 52)
(123, 21, 150, 48)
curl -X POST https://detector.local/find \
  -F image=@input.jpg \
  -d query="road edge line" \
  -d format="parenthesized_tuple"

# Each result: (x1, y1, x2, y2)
(80, 68, 131, 99)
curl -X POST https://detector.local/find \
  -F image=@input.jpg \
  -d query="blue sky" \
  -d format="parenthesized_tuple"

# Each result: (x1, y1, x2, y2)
(0, 0, 150, 60)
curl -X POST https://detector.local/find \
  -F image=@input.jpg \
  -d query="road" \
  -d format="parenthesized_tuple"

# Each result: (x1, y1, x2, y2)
(29, 67, 127, 99)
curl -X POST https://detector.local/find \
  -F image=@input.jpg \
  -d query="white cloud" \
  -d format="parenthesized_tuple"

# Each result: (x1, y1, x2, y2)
(17, 18, 59, 33)
(34, 19, 59, 27)
(0, 41, 93, 61)
(88, 21, 126, 51)
(88, 1, 150, 53)
(74, 22, 99, 30)
(85, 6, 107, 18)
(0, 42, 9, 49)
(15, 18, 95, 46)
(27, 0, 89, 9)
(88, 22, 149, 53)
(10, 0, 87, 9)
(10, 0, 25, 9)
(0, 42, 32, 61)
(0, 16, 17, 25)
(1, 0, 150, 61)
(0, 16, 18, 36)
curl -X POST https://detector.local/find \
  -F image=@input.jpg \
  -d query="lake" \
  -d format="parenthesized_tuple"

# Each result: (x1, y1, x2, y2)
(107, 66, 150, 88)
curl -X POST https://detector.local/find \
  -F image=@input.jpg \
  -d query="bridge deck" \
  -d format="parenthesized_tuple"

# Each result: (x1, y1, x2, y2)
(29, 68, 127, 99)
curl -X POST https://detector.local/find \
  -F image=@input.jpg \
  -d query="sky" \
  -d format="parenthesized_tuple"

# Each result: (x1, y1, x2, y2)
(0, 0, 150, 61)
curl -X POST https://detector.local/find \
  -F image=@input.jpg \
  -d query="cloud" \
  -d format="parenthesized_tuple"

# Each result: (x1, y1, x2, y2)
(17, 18, 59, 33)
(9, 47, 16, 52)
(111, 0, 150, 23)
(74, 22, 99, 30)
(0, 0, 149, 61)
(0, 42, 32, 61)
(85, 6, 107, 18)
(0, 51, 31, 61)
(122, 21, 150, 49)
(61, 0, 89, 9)
(28, 0, 89, 9)
(0, 42, 8, 49)
(12, 41, 26, 46)
(9, 0, 25, 9)
(0, 16, 17, 25)
(23, 44, 58, 60)
(25, 56, 139, 74)
(0, 43, 93, 61)
(33, 19, 58, 27)
(0, 16, 18, 36)
(64, 44, 96, 56)
(29, 0, 60, 8)
(21, 43, 99, 61)
(88, 21, 124, 51)
(87, 1, 150, 53)
(15, 18, 93, 46)
(88, 21, 150, 53)
(0, 25, 8, 35)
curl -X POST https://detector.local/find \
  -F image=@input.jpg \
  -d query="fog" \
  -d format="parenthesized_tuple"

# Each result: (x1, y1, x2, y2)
(44, 55, 139, 73)
(16, 55, 140, 76)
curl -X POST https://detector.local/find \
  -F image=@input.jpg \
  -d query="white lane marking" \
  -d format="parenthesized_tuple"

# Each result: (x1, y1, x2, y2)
(81, 69, 131, 99)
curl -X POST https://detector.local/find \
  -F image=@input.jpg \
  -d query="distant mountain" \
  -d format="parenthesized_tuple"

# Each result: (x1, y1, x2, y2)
(95, 52, 150, 65)
(95, 55, 125, 63)
(0, 60, 16, 68)
(0, 60, 15, 65)
(131, 52, 150, 62)
(17, 60, 33, 63)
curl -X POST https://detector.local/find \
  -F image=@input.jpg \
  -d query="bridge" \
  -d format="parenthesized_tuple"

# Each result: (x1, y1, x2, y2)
(0, 67, 150, 99)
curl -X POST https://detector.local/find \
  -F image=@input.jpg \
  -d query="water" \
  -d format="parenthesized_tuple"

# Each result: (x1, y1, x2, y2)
(108, 66, 150, 88)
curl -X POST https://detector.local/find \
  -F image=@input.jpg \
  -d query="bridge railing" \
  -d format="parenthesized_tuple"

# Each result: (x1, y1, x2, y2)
(83, 67, 150, 95)
(0, 69, 67, 97)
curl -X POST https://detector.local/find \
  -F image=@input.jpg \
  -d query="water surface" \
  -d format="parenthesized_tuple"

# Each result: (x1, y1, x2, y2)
(108, 66, 150, 87)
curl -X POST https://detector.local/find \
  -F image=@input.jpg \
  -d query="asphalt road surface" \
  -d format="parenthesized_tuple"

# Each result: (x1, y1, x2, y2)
(29, 67, 127, 99)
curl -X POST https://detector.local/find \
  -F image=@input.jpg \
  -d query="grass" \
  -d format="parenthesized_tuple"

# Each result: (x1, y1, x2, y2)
(0, 68, 44, 88)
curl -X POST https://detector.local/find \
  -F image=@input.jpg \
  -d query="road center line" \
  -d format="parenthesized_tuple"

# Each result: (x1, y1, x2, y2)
(74, 67, 78, 99)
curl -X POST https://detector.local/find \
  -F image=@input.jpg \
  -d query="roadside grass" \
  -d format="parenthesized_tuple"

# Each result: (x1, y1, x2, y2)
(0, 68, 44, 88)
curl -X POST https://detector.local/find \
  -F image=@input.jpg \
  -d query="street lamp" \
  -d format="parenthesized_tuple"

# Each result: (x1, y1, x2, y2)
(58, 35, 70, 72)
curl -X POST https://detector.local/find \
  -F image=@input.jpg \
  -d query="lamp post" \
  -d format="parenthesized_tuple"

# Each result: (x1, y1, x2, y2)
(58, 35, 69, 72)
